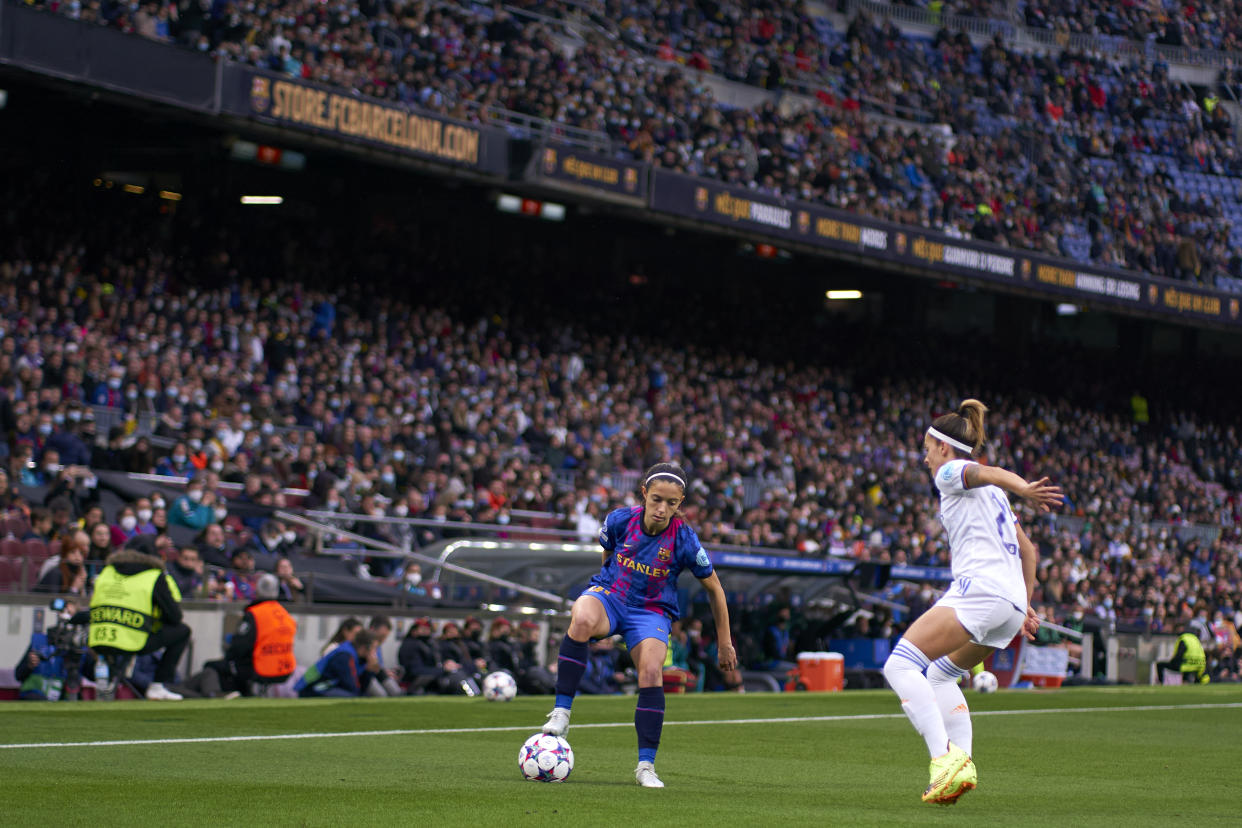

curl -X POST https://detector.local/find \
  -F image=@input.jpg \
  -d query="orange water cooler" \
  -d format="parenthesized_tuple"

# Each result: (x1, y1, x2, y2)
(791, 651, 844, 691)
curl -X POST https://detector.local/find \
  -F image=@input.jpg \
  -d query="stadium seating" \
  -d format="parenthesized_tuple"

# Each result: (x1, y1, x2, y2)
(0, 1, 1237, 681)
(22, 0, 1242, 286)
(0, 558, 20, 592)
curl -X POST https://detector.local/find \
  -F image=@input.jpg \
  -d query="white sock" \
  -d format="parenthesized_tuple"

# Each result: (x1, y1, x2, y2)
(883, 640, 949, 758)
(927, 656, 973, 756)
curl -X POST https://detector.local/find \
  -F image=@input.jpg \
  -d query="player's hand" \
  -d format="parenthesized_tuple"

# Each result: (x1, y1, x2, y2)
(1019, 477, 1063, 512)
(444, 659, 461, 672)
(717, 641, 737, 672)
(1022, 606, 1041, 641)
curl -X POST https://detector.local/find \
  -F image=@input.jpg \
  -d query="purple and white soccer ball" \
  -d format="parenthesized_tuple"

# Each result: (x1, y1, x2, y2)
(482, 671, 517, 702)
(972, 670, 999, 693)
(519, 733, 574, 782)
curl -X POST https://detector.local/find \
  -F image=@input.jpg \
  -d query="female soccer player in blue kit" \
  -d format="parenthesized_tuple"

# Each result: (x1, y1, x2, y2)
(541, 462, 737, 788)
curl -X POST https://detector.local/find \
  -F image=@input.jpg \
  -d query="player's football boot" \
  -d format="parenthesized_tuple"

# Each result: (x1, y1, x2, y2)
(922, 743, 975, 805)
(541, 707, 571, 736)
(634, 761, 665, 788)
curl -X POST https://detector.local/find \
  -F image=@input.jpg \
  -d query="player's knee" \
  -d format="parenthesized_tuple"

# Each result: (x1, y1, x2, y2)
(566, 617, 591, 640)
(883, 652, 910, 683)
(637, 665, 663, 686)
(567, 605, 601, 640)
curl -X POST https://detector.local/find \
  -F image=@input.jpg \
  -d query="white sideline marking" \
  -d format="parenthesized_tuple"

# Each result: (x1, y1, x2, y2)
(0, 702, 1238, 751)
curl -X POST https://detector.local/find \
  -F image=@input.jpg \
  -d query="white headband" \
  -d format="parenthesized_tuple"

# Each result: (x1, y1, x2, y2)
(927, 427, 975, 454)
(645, 471, 687, 489)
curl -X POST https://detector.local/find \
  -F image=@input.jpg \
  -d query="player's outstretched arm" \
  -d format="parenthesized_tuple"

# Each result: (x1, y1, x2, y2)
(698, 571, 736, 671)
(1017, 523, 1041, 640)
(965, 465, 1064, 512)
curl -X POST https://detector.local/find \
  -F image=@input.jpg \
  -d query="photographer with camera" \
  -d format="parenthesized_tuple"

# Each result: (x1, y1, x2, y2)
(15, 599, 94, 701)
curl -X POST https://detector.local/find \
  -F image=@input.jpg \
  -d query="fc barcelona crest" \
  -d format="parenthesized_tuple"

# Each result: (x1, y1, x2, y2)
(250, 77, 271, 114)
(657, 547, 671, 562)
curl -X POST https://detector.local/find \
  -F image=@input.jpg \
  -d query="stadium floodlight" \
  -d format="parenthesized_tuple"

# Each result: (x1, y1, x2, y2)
(122, 184, 145, 195)
(825, 290, 863, 300)
(1056, 303, 1080, 316)
(497, 193, 565, 221)
(159, 190, 182, 202)
(496, 193, 523, 213)
(240, 195, 283, 205)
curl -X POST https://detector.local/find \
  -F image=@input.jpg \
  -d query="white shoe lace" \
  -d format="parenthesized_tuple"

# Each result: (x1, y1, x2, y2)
(542, 708, 570, 735)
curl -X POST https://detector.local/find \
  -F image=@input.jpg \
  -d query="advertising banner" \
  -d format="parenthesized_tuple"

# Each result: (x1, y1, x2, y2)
(530, 145, 648, 201)
(223, 68, 510, 176)
(651, 170, 1241, 327)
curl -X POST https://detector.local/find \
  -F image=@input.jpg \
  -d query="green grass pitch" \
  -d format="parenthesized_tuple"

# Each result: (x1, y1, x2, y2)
(1, 686, 1238, 826)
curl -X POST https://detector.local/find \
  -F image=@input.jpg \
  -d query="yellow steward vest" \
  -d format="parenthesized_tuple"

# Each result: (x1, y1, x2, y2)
(88, 567, 179, 652)
(1178, 633, 1206, 673)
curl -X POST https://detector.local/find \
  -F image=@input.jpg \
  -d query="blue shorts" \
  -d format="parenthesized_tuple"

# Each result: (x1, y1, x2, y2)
(579, 586, 670, 650)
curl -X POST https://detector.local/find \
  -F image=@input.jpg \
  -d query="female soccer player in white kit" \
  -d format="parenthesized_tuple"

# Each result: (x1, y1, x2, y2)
(882, 399, 1063, 805)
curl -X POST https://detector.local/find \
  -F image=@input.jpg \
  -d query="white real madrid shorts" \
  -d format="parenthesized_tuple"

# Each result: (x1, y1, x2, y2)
(934, 584, 1025, 649)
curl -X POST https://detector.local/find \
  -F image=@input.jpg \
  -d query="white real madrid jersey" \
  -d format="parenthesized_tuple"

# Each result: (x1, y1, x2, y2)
(934, 459, 1027, 609)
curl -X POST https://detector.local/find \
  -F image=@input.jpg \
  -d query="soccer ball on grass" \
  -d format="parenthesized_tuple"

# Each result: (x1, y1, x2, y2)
(972, 670, 999, 693)
(482, 671, 517, 702)
(519, 733, 574, 782)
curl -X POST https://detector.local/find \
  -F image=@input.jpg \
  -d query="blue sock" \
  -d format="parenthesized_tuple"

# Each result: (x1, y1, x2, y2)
(635, 686, 665, 764)
(553, 635, 589, 710)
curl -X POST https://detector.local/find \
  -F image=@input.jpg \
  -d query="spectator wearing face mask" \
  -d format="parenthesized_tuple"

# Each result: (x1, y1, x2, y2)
(112, 506, 141, 544)
(132, 498, 157, 535)
(92, 368, 126, 408)
(155, 442, 196, 479)
(401, 561, 425, 595)
(253, 519, 289, 557)
(34, 540, 90, 595)
(169, 481, 219, 530)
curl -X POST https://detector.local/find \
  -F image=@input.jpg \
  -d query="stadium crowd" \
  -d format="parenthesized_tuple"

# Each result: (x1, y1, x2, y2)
(0, 137, 1240, 690)
(1019, 0, 1242, 53)
(26, 0, 1242, 287)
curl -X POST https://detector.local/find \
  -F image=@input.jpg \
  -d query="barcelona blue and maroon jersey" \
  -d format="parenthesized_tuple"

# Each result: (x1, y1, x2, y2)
(589, 506, 713, 619)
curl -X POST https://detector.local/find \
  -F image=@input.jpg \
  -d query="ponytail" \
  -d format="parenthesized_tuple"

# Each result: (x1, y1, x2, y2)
(929, 399, 989, 457)
(957, 398, 988, 453)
